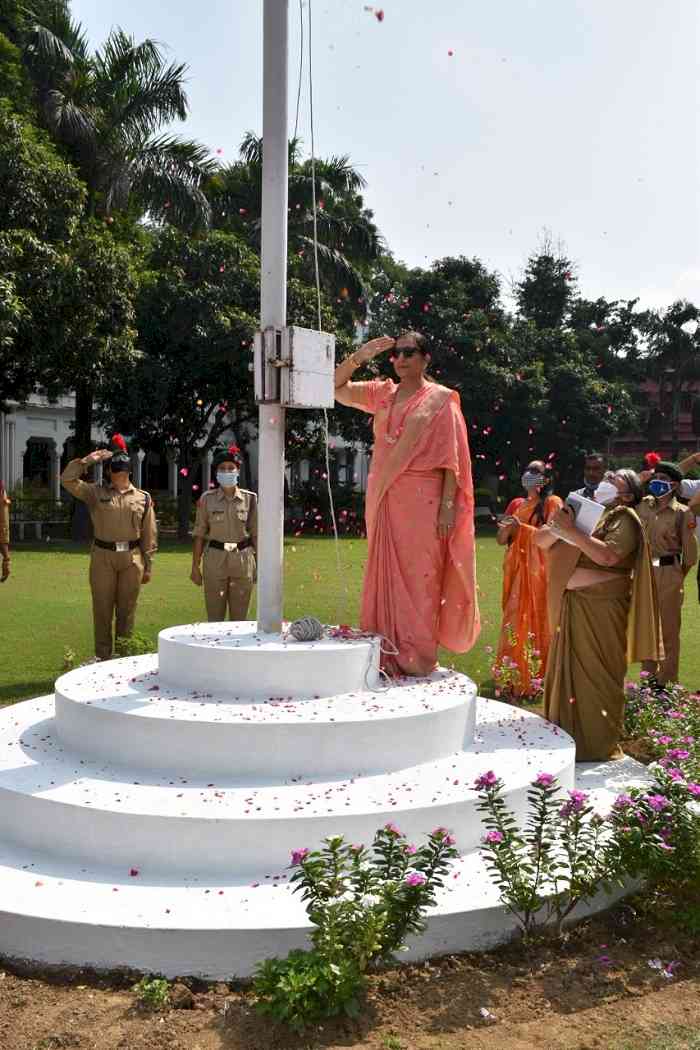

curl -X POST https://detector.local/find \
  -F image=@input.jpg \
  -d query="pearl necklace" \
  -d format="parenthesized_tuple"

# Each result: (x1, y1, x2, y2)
(384, 385, 431, 444)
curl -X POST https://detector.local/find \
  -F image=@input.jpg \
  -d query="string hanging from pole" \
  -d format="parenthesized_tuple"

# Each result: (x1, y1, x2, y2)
(305, 0, 346, 621)
(293, 0, 304, 143)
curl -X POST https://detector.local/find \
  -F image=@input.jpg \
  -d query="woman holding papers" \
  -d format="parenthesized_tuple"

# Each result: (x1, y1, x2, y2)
(495, 461, 562, 696)
(535, 470, 662, 761)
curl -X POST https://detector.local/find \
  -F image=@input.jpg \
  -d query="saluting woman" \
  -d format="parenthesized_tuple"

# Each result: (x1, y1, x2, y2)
(335, 330, 480, 676)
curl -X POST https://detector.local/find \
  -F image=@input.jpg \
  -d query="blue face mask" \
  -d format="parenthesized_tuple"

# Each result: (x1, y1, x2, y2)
(646, 480, 671, 499)
(649, 479, 673, 498)
(217, 470, 239, 488)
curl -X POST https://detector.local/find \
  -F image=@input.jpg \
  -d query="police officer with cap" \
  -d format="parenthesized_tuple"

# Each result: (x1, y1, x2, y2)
(190, 445, 257, 621)
(637, 459, 697, 686)
(61, 434, 157, 660)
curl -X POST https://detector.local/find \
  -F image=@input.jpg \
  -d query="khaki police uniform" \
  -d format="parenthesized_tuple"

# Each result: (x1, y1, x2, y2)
(1, 494, 10, 581)
(0, 497, 9, 547)
(193, 487, 257, 621)
(61, 459, 158, 659)
(638, 494, 697, 683)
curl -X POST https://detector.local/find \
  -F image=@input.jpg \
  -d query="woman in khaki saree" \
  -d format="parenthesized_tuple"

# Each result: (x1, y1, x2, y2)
(335, 331, 480, 676)
(535, 469, 661, 761)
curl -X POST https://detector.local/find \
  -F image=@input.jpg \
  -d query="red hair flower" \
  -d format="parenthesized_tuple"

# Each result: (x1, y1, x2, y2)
(111, 433, 127, 452)
(228, 444, 240, 457)
(644, 451, 661, 468)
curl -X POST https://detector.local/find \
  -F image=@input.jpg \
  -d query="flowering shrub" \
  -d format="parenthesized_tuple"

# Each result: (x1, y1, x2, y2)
(476, 772, 620, 939)
(491, 628, 544, 705)
(609, 766, 700, 884)
(253, 825, 458, 1030)
(476, 765, 700, 941)
(624, 678, 700, 784)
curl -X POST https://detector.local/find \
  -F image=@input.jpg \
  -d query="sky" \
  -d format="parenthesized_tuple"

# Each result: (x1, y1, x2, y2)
(70, 0, 699, 312)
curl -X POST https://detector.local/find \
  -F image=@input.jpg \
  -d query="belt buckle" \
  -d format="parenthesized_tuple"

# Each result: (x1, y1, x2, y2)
(224, 541, 237, 552)
(115, 541, 129, 553)
(652, 557, 660, 567)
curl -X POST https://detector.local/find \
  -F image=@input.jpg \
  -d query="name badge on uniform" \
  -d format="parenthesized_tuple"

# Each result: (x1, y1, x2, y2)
(115, 541, 130, 552)
(224, 541, 238, 552)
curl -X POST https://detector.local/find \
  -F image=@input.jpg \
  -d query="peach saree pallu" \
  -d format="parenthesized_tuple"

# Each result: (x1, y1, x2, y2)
(496, 494, 562, 696)
(347, 379, 480, 675)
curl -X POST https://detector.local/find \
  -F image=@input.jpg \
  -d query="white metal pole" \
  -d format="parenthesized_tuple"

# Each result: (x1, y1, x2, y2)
(257, 0, 289, 634)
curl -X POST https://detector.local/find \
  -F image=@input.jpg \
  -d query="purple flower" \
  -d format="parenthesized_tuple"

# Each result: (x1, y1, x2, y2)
(668, 711, 684, 719)
(687, 783, 700, 796)
(483, 830, 505, 845)
(639, 670, 651, 678)
(559, 790, 588, 818)
(646, 794, 671, 812)
(534, 772, 555, 788)
(405, 871, 427, 887)
(290, 848, 310, 866)
(667, 767, 685, 781)
(658, 736, 673, 745)
(404, 843, 418, 855)
(613, 794, 634, 809)
(474, 771, 498, 791)
(384, 822, 402, 836)
(666, 749, 690, 761)
(432, 826, 449, 838)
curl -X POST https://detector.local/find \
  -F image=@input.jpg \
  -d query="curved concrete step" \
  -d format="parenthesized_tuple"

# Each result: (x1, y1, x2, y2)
(0, 696, 574, 877)
(0, 757, 653, 979)
(54, 658, 477, 779)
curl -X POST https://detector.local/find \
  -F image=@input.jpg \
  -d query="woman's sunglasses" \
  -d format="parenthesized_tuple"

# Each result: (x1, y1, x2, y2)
(389, 347, 419, 360)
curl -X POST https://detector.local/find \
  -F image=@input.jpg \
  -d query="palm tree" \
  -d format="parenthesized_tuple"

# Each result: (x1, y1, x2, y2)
(208, 132, 383, 308)
(21, 8, 217, 454)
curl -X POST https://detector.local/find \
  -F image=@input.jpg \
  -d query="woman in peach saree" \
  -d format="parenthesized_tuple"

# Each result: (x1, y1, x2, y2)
(334, 331, 480, 676)
(494, 461, 562, 696)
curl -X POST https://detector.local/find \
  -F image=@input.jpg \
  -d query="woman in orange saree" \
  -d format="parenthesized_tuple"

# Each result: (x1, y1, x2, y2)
(335, 331, 480, 676)
(495, 462, 561, 697)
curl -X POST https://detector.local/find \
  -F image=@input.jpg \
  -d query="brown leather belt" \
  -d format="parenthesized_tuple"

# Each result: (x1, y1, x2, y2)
(654, 554, 680, 567)
(94, 538, 139, 552)
(208, 538, 253, 552)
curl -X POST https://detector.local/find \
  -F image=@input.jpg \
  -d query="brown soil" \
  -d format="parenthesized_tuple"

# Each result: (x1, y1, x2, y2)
(2, 891, 700, 1050)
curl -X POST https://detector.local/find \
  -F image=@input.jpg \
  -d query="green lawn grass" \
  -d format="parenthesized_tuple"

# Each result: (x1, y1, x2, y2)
(1, 535, 698, 706)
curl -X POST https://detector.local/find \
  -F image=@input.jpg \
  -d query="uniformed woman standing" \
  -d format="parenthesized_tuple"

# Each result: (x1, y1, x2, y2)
(61, 438, 157, 660)
(0, 480, 10, 583)
(190, 446, 257, 621)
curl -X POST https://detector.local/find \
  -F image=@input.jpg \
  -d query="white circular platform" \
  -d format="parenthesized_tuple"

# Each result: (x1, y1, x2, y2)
(0, 621, 654, 978)
(158, 621, 381, 699)
(54, 656, 476, 779)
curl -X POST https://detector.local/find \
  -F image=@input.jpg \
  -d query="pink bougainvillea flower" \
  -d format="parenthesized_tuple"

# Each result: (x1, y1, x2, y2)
(534, 772, 555, 788)
(474, 771, 498, 790)
(384, 821, 402, 836)
(290, 847, 310, 866)
(405, 871, 427, 887)
(646, 794, 671, 811)
(483, 830, 504, 844)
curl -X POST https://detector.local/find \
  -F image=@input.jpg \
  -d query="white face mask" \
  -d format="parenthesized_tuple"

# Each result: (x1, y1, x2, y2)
(217, 470, 239, 488)
(521, 471, 545, 490)
(594, 480, 618, 506)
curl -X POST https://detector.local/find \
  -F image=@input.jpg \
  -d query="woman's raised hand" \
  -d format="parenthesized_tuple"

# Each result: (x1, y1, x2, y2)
(356, 335, 396, 364)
